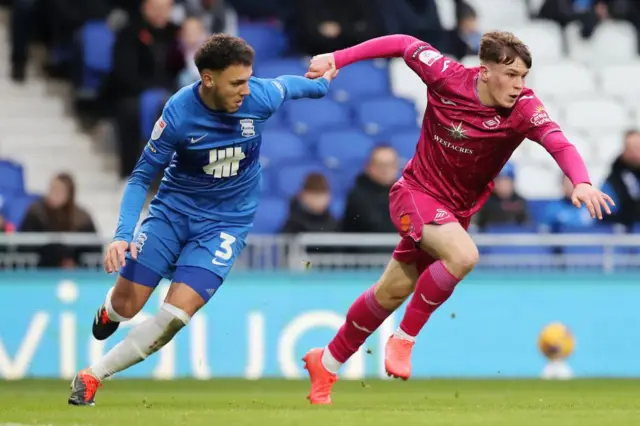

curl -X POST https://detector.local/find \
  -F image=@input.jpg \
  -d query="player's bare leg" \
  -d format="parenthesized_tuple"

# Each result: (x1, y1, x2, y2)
(68, 282, 203, 406)
(386, 222, 479, 380)
(92, 276, 155, 340)
(303, 258, 418, 404)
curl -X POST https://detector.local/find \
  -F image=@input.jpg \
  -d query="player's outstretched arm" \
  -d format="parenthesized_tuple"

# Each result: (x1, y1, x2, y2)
(274, 65, 337, 101)
(539, 131, 614, 220)
(306, 34, 420, 78)
(107, 157, 162, 273)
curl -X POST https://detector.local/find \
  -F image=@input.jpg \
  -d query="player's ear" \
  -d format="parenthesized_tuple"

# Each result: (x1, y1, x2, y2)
(479, 64, 490, 83)
(201, 70, 215, 89)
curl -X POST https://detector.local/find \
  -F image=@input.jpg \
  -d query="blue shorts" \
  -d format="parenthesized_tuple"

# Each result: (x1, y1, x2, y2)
(121, 208, 250, 302)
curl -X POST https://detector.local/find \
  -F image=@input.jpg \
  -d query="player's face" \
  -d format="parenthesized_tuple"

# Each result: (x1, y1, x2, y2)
(485, 57, 529, 108)
(207, 65, 253, 113)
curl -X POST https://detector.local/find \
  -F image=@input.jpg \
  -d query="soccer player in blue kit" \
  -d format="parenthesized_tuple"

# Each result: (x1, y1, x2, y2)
(68, 34, 338, 406)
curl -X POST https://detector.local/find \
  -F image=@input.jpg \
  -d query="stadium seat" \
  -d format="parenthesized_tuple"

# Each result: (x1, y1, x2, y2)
(460, 55, 480, 67)
(260, 131, 310, 168)
(515, 163, 564, 199)
(354, 97, 418, 137)
(80, 21, 115, 92)
(389, 58, 426, 116)
(563, 98, 631, 132)
(7, 194, 40, 228)
(284, 98, 351, 137)
(238, 23, 287, 61)
(528, 62, 596, 99)
(275, 162, 326, 197)
(316, 129, 375, 170)
(0, 160, 25, 194)
(330, 196, 346, 219)
(139, 89, 169, 139)
(253, 197, 288, 234)
(599, 64, 640, 107)
(254, 58, 308, 79)
(568, 21, 638, 65)
(389, 129, 420, 164)
(466, 0, 528, 30)
(329, 60, 389, 102)
(503, 21, 564, 63)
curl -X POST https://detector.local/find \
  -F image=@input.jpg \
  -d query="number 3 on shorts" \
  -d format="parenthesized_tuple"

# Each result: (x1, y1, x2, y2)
(213, 232, 236, 263)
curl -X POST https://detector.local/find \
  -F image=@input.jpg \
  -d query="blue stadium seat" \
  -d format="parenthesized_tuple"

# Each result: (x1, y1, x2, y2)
(238, 23, 287, 61)
(0, 161, 25, 194)
(330, 196, 345, 219)
(483, 224, 553, 255)
(527, 199, 554, 225)
(80, 21, 115, 92)
(285, 98, 351, 136)
(355, 97, 417, 137)
(316, 129, 375, 170)
(330, 60, 389, 102)
(8, 194, 39, 228)
(253, 197, 288, 234)
(260, 131, 310, 167)
(275, 162, 327, 198)
(389, 129, 419, 163)
(139, 89, 170, 139)
(254, 58, 308, 79)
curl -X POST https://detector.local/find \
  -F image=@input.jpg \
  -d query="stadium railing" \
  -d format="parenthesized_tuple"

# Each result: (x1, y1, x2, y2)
(0, 232, 638, 272)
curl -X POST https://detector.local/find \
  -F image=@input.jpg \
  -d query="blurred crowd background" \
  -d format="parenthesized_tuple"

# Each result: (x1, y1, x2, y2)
(0, 0, 639, 269)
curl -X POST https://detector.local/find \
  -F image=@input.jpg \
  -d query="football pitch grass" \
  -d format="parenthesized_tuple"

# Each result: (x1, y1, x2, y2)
(1, 379, 639, 426)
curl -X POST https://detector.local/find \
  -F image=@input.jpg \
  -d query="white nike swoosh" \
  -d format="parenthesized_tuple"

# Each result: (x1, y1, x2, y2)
(191, 134, 208, 143)
(420, 293, 441, 306)
(212, 259, 227, 266)
(518, 95, 534, 102)
(351, 321, 372, 333)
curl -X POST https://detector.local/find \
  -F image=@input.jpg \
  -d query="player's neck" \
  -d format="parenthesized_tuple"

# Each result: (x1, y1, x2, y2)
(198, 84, 224, 111)
(475, 78, 497, 107)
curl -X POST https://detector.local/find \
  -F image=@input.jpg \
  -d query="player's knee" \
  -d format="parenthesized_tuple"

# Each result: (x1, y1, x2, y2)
(144, 303, 191, 355)
(444, 245, 479, 278)
(374, 261, 417, 310)
(110, 293, 141, 319)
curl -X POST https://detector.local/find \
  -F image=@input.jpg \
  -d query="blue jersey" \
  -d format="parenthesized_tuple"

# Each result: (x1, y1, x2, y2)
(114, 75, 330, 242)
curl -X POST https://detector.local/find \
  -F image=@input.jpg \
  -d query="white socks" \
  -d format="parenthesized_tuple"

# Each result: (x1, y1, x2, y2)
(104, 287, 131, 322)
(321, 347, 342, 374)
(393, 327, 416, 342)
(90, 303, 191, 380)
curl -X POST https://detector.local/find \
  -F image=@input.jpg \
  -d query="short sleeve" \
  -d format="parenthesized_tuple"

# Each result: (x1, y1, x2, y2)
(517, 94, 562, 143)
(403, 41, 465, 87)
(143, 102, 181, 166)
(246, 77, 285, 118)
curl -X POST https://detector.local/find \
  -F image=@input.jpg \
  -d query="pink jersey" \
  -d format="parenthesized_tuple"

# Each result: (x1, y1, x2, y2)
(402, 41, 560, 216)
(334, 35, 591, 218)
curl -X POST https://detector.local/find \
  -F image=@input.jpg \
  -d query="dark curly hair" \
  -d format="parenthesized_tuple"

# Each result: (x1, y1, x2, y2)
(194, 34, 255, 73)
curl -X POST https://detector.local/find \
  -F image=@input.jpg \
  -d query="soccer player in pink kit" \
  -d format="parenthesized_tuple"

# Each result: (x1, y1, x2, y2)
(301, 31, 615, 404)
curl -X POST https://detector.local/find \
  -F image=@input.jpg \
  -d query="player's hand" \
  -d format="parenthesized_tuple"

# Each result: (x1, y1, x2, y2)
(571, 183, 615, 220)
(104, 240, 138, 273)
(321, 62, 338, 82)
(305, 53, 336, 79)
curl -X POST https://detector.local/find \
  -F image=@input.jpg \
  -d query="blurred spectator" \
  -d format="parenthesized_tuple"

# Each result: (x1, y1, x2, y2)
(374, 0, 447, 51)
(173, 0, 237, 35)
(0, 197, 16, 234)
(542, 176, 595, 232)
(104, 0, 184, 177)
(281, 173, 339, 234)
(20, 173, 98, 268)
(9, 0, 112, 82)
(177, 17, 208, 86)
(447, 1, 481, 59)
(475, 163, 530, 230)
(601, 129, 640, 228)
(284, 0, 383, 56)
(343, 145, 398, 233)
(537, 0, 602, 38)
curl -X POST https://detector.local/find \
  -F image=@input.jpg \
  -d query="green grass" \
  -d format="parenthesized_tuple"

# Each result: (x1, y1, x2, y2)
(1, 379, 639, 426)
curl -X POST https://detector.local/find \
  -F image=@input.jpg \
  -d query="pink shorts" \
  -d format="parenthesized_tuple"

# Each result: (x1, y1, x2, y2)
(389, 180, 471, 274)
